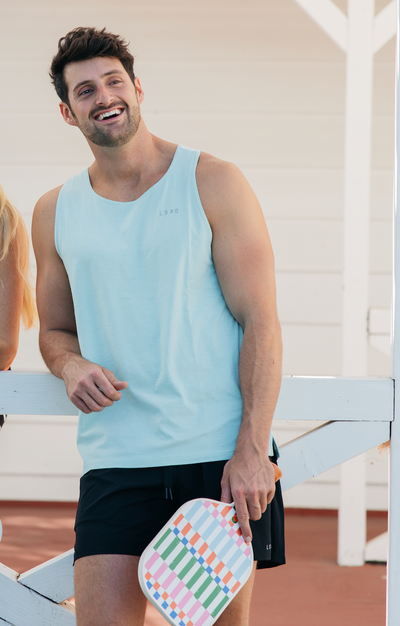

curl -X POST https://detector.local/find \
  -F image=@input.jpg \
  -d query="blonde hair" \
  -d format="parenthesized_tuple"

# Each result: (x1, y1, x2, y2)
(0, 185, 37, 329)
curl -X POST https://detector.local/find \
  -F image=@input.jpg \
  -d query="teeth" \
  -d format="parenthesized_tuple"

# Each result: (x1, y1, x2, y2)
(97, 108, 122, 121)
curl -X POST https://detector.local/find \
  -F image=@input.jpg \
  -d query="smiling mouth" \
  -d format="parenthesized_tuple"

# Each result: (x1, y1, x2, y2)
(94, 107, 124, 121)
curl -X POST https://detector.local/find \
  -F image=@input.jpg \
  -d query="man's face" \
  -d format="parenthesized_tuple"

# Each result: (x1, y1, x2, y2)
(61, 57, 142, 148)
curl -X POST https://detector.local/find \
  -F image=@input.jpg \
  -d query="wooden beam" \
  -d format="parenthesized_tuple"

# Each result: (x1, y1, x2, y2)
(294, 0, 396, 56)
(0, 372, 78, 416)
(373, 0, 396, 54)
(0, 569, 75, 626)
(293, 0, 347, 52)
(279, 420, 390, 492)
(338, 0, 375, 568)
(0, 372, 394, 422)
(342, 0, 374, 381)
(275, 376, 393, 422)
(18, 550, 74, 603)
(338, 455, 367, 566)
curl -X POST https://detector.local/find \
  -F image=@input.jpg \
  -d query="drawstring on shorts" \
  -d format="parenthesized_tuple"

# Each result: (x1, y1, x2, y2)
(164, 466, 173, 500)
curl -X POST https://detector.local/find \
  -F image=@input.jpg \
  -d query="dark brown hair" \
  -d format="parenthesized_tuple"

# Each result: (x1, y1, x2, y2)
(49, 27, 135, 107)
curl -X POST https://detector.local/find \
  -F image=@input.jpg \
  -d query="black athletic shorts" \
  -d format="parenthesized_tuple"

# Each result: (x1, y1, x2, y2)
(74, 457, 285, 569)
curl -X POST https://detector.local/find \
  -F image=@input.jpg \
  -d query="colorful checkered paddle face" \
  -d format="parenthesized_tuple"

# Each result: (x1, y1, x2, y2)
(138, 498, 254, 626)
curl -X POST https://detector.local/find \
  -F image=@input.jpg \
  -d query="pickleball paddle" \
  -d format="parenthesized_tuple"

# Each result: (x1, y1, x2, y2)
(138, 498, 254, 626)
(138, 462, 282, 626)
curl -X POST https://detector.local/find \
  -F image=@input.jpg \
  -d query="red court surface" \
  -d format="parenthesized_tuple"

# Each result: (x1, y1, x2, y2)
(0, 503, 387, 625)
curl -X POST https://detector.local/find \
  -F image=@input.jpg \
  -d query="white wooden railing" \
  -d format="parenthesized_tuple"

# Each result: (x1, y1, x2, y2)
(0, 372, 394, 625)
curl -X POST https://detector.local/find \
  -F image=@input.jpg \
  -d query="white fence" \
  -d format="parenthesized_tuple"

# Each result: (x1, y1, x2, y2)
(0, 372, 394, 625)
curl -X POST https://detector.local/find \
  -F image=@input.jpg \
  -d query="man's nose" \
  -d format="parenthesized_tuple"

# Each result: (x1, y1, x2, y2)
(95, 85, 114, 107)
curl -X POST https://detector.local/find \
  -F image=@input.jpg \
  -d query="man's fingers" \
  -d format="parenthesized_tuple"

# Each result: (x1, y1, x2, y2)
(90, 386, 114, 408)
(112, 379, 128, 391)
(258, 491, 269, 516)
(220, 462, 233, 504)
(71, 391, 107, 413)
(62, 359, 126, 410)
(82, 391, 106, 413)
(102, 368, 128, 393)
(220, 481, 232, 504)
(247, 499, 263, 522)
(220, 455, 277, 540)
(72, 395, 96, 414)
(249, 483, 275, 517)
(266, 484, 276, 506)
(234, 495, 252, 544)
(92, 371, 123, 400)
(71, 376, 121, 412)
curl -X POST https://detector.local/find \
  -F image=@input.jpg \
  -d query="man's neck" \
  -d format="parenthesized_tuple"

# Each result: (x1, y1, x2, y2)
(87, 123, 177, 203)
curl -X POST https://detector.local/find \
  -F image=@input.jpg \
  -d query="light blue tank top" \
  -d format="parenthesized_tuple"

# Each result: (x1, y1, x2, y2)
(55, 145, 275, 473)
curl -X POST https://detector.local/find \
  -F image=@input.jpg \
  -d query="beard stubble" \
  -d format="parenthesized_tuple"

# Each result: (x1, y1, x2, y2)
(72, 102, 141, 148)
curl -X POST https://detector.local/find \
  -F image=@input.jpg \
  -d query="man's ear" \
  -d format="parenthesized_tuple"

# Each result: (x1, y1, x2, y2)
(134, 77, 144, 106)
(59, 102, 78, 127)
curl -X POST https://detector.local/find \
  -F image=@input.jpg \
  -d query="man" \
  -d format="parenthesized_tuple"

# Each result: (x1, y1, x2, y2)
(32, 26, 284, 626)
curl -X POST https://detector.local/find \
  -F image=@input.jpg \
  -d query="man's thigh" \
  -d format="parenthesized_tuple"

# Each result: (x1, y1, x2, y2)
(215, 563, 257, 626)
(74, 554, 147, 626)
(74, 555, 257, 626)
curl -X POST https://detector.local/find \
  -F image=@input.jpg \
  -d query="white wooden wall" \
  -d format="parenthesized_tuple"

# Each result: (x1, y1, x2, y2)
(0, 0, 394, 506)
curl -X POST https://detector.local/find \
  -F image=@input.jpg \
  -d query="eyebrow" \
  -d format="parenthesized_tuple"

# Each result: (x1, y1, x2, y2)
(72, 70, 125, 95)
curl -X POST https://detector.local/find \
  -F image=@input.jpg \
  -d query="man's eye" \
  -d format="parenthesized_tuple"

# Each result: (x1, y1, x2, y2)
(79, 88, 92, 96)
(110, 79, 121, 85)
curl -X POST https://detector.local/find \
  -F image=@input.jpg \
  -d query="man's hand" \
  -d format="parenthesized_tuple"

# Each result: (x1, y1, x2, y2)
(220, 448, 276, 544)
(61, 355, 128, 414)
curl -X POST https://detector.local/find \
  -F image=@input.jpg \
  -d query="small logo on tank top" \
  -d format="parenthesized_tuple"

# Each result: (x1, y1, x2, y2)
(159, 209, 179, 216)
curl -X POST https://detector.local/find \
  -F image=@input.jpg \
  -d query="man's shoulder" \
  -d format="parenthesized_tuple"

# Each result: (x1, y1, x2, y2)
(34, 167, 87, 218)
(196, 151, 257, 222)
(35, 185, 63, 212)
(32, 185, 64, 234)
(196, 151, 243, 188)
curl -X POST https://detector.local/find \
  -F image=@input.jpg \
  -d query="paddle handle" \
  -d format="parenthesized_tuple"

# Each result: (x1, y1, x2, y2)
(272, 462, 282, 482)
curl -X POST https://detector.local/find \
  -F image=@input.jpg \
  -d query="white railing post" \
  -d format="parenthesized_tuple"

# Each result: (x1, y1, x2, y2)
(387, 2, 400, 623)
(292, 0, 397, 572)
(338, 0, 375, 567)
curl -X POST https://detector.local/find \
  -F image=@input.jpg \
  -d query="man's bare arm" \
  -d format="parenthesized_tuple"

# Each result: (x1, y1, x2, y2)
(32, 188, 127, 413)
(197, 155, 282, 543)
